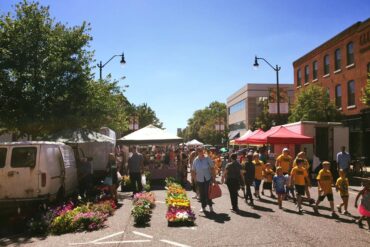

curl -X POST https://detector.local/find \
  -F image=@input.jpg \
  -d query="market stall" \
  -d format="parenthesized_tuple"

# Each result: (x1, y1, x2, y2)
(117, 125, 183, 180)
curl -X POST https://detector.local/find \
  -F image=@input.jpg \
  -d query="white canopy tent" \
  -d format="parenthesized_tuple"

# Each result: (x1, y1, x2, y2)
(185, 139, 203, 146)
(118, 124, 183, 145)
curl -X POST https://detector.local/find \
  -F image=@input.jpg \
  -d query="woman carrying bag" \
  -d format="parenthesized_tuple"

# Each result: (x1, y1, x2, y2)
(222, 153, 245, 213)
(191, 147, 215, 213)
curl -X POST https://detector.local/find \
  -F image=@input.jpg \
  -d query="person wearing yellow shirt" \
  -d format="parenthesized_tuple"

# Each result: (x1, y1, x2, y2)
(314, 161, 338, 217)
(253, 152, 264, 199)
(275, 148, 292, 175)
(291, 158, 309, 213)
(293, 151, 313, 204)
(262, 163, 276, 198)
(336, 169, 350, 215)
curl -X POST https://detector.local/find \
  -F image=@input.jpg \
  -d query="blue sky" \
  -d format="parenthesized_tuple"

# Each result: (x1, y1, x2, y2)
(1, 0, 369, 134)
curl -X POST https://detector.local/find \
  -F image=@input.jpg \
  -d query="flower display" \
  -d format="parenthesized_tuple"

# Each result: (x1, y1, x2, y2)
(131, 192, 156, 226)
(165, 179, 195, 225)
(26, 197, 118, 235)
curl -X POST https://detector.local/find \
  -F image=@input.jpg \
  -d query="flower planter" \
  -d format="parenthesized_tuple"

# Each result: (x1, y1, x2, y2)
(165, 179, 195, 226)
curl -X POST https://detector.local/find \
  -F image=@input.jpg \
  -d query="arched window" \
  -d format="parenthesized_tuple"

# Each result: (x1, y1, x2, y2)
(335, 84, 342, 109)
(335, 48, 341, 70)
(304, 65, 309, 83)
(297, 68, 301, 86)
(346, 42, 354, 65)
(313, 61, 318, 80)
(347, 80, 355, 107)
(324, 55, 330, 75)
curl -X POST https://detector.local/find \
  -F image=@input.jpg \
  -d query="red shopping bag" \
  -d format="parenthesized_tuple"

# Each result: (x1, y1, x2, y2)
(208, 182, 222, 199)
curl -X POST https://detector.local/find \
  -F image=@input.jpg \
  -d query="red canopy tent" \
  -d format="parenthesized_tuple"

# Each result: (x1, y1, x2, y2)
(245, 126, 314, 144)
(234, 129, 264, 144)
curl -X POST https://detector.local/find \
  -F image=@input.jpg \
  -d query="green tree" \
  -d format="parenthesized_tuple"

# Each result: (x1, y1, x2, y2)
(362, 75, 370, 106)
(0, 1, 130, 137)
(289, 84, 341, 122)
(183, 101, 227, 145)
(126, 103, 163, 130)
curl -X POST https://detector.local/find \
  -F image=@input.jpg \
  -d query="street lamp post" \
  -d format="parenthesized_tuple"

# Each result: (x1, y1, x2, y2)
(97, 52, 126, 80)
(253, 56, 281, 123)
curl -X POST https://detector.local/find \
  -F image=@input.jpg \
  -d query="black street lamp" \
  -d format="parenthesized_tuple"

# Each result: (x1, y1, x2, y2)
(253, 56, 281, 123)
(97, 52, 126, 80)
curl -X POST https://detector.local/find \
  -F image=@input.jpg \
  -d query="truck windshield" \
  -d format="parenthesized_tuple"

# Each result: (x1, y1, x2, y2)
(0, 148, 6, 168)
(11, 147, 37, 168)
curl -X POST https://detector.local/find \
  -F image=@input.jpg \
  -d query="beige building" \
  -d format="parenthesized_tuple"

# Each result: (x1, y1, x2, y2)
(227, 83, 294, 138)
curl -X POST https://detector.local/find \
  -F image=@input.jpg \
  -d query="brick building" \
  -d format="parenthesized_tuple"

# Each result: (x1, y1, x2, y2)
(293, 18, 370, 159)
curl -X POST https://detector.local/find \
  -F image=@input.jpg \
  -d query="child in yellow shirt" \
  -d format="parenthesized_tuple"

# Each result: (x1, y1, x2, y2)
(314, 161, 338, 217)
(336, 169, 350, 215)
(262, 163, 276, 198)
(291, 158, 309, 213)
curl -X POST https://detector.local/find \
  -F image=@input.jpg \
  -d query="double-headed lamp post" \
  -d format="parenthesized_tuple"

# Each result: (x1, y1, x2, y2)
(97, 52, 126, 80)
(253, 56, 281, 123)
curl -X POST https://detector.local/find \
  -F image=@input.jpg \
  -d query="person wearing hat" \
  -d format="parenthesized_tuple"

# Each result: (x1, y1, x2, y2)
(275, 148, 293, 175)
(244, 151, 255, 206)
(222, 153, 245, 212)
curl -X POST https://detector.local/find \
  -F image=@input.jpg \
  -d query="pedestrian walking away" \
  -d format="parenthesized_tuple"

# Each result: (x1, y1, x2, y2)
(222, 153, 245, 213)
(244, 151, 255, 206)
(127, 146, 144, 196)
(191, 147, 215, 213)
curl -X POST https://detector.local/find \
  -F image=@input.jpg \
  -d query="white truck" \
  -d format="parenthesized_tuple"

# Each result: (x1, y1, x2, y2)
(283, 121, 349, 163)
(0, 142, 78, 213)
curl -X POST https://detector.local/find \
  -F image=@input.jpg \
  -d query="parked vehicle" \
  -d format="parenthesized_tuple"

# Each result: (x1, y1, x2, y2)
(0, 142, 78, 213)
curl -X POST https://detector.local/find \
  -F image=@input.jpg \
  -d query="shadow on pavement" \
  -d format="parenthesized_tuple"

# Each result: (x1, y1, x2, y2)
(235, 209, 261, 218)
(258, 198, 278, 206)
(282, 208, 303, 215)
(201, 212, 231, 223)
(304, 210, 357, 224)
(252, 204, 275, 212)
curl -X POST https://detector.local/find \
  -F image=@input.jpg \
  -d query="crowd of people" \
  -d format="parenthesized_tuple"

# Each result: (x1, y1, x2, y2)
(75, 144, 369, 231)
(190, 146, 370, 231)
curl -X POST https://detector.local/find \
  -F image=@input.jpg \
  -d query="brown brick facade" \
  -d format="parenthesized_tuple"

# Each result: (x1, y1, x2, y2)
(293, 19, 370, 158)
(293, 19, 370, 116)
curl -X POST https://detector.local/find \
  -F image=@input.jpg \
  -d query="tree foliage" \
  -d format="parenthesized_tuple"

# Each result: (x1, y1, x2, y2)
(0, 1, 131, 137)
(180, 101, 228, 145)
(133, 103, 163, 129)
(362, 75, 370, 106)
(288, 84, 341, 123)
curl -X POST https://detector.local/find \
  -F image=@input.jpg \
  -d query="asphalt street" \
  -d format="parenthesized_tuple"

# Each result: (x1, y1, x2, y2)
(1, 180, 370, 247)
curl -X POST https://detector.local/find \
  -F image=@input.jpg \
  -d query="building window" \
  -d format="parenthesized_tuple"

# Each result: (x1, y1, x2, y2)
(297, 69, 301, 86)
(335, 48, 341, 70)
(335, 84, 342, 109)
(313, 61, 318, 80)
(228, 100, 245, 115)
(347, 80, 355, 107)
(324, 55, 330, 75)
(346, 42, 354, 65)
(304, 65, 309, 84)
